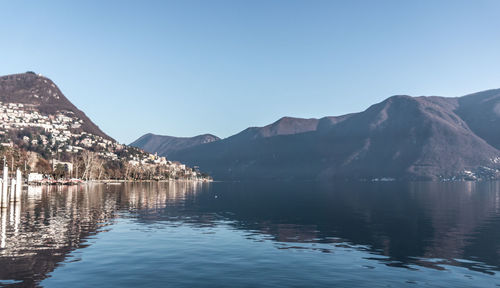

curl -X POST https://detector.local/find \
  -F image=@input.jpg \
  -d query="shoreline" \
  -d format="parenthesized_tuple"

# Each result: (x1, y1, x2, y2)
(26, 178, 213, 186)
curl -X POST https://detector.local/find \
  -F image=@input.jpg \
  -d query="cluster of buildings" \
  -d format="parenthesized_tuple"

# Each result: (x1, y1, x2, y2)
(127, 153, 201, 179)
(128, 152, 168, 166)
(0, 101, 209, 181)
(0, 101, 123, 159)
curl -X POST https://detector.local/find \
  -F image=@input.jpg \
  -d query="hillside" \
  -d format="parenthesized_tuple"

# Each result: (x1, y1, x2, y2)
(130, 133, 220, 157)
(141, 89, 500, 181)
(0, 72, 112, 141)
(0, 72, 211, 181)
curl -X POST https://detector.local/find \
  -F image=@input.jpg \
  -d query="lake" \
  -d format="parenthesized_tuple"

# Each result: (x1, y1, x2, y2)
(0, 181, 499, 287)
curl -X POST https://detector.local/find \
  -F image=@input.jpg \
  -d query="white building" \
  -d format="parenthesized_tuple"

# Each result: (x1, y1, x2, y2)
(28, 173, 43, 182)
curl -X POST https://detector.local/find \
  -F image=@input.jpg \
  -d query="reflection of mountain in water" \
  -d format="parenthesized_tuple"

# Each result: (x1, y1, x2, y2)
(1, 181, 500, 286)
(127, 181, 500, 274)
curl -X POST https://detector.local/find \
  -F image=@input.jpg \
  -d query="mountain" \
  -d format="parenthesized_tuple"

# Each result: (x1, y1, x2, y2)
(0, 72, 210, 181)
(142, 89, 500, 181)
(130, 133, 220, 156)
(0, 72, 113, 141)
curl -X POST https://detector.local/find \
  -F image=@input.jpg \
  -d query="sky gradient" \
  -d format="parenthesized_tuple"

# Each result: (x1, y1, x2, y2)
(1, 0, 500, 144)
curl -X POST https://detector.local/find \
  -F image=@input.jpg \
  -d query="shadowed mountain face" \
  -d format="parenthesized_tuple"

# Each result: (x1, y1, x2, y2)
(149, 89, 500, 181)
(313, 95, 499, 180)
(455, 89, 500, 150)
(237, 117, 322, 139)
(0, 72, 113, 141)
(132, 116, 353, 156)
(130, 133, 220, 156)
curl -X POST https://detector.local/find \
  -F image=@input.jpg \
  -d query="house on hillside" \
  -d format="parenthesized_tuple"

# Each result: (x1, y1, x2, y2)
(52, 160, 73, 174)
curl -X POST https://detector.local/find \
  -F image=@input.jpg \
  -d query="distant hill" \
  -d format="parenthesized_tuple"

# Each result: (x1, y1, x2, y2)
(130, 133, 220, 156)
(140, 89, 500, 181)
(0, 72, 113, 141)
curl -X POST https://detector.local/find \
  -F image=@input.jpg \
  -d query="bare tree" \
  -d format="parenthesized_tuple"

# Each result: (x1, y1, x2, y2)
(123, 161, 131, 180)
(94, 158, 105, 180)
(81, 150, 95, 180)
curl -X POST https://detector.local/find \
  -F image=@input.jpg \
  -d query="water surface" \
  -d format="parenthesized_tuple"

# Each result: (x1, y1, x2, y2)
(0, 181, 499, 287)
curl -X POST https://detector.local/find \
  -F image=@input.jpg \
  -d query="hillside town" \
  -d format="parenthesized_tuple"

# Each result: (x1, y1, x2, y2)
(0, 100, 211, 183)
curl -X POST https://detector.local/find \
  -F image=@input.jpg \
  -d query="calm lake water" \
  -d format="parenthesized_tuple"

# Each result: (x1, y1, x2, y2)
(0, 181, 500, 287)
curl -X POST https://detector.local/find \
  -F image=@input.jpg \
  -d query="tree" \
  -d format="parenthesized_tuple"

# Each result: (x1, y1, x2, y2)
(81, 150, 95, 180)
(35, 158, 51, 174)
(53, 163, 67, 179)
(94, 158, 105, 180)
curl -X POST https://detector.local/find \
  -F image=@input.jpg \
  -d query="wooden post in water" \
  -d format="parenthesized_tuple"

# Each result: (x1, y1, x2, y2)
(1, 166, 8, 208)
(0, 179, 4, 208)
(0, 202, 6, 248)
(2, 166, 8, 193)
(10, 178, 15, 202)
(15, 169, 21, 201)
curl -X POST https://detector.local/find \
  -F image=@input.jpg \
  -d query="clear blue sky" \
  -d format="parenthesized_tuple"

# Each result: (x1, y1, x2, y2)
(1, 0, 500, 144)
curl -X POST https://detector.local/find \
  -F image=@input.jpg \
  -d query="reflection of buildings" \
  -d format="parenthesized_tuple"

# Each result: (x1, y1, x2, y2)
(0, 182, 206, 287)
(122, 181, 205, 210)
(0, 185, 116, 286)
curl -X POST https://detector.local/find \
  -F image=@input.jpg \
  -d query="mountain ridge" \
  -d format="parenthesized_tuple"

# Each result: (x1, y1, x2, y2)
(0, 72, 113, 141)
(133, 89, 500, 181)
(130, 133, 220, 157)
